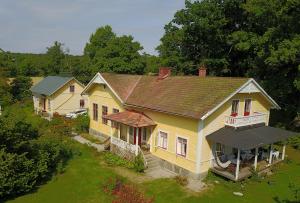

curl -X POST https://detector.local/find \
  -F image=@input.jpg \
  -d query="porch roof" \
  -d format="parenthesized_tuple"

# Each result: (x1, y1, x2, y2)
(207, 124, 297, 150)
(103, 110, 156, 128)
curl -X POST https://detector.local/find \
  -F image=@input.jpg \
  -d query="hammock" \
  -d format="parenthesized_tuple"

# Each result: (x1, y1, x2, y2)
(215, 151, 231, 169)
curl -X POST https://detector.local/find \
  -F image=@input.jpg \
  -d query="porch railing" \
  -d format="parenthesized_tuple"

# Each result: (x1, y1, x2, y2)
(111, 136, 136, 154)
(224, 112, 267, 128)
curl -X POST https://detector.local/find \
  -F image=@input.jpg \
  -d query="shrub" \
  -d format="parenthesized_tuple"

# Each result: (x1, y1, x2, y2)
(133, 153, 145, 173)
(174, 175, 188, 186)
(103, 152, 134, 169)
(74, 114, 90, 133)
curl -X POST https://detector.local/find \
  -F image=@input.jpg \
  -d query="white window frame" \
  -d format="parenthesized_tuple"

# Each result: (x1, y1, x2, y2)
(244, 98, 252, 116)
(158, 130, 168, 150)
(175, 135, 189, 158)
(231, 99, 240, 116)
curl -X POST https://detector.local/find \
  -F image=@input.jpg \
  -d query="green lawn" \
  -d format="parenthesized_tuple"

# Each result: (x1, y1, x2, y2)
(7, 142, 300, 203)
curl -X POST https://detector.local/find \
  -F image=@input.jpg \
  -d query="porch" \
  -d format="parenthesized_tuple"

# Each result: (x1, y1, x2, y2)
(103, 110, 156, 164)
(207, 124, 296, 181)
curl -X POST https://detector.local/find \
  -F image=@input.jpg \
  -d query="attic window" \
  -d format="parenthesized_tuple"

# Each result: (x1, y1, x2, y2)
(70, 85, 75, 93)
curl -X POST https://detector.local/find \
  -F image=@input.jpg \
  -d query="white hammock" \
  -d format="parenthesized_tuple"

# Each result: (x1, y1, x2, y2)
(215, 151, 231, 169)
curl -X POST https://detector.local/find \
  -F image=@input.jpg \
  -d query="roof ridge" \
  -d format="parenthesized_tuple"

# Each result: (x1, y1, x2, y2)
(124, 75, 142, 102)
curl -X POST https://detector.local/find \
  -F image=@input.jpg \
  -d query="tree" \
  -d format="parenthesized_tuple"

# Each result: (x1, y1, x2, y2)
(0, 77, 12, 106)
(84, 26, 145, 74)
(10, 76, 32, 101)
(46, 41, 66, 75)
(158, 0, 300, 127)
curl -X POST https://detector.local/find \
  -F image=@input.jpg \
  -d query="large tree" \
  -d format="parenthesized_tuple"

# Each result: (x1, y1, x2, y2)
(46, 41, 66, 75)
(158, 0, 300, 127)
(84, 25, 145, 74)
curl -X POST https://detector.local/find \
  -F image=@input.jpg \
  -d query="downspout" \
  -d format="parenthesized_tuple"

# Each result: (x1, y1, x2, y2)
(195, 119, 204, 174)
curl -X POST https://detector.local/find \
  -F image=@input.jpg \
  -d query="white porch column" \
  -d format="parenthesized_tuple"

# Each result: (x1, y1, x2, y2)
(135, 127, 139, 155)
(118, 123, 121, 139)
(269, 144, 273, 165)
(149, 127, 153, 153)
(282, 145, 286, 160)
(254, 147, 258, 171)
(235, 149, 240, 181)
(126, 126, 130, 143)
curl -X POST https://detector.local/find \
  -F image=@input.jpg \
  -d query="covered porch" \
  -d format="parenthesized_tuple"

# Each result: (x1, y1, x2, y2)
(207, 124, 296, 181)
(103, 110, 156, 158)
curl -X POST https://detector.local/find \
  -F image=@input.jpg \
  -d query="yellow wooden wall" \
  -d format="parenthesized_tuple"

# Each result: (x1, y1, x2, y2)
(88, 84, 124, 136)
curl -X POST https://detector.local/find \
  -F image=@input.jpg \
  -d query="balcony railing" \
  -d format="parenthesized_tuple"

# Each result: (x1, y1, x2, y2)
(225, 112, 267, 128)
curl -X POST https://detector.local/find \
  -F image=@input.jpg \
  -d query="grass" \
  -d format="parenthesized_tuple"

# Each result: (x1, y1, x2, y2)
(7, 144, 300, 203)
(80, 133, 103, 144)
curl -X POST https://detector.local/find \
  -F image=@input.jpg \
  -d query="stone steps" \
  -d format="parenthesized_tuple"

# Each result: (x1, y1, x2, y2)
(144, 153, 161, 172)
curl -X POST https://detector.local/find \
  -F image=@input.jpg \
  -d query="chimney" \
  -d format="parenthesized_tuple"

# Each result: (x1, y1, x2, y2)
(198, 65, 207, 77)
(158, 67, 171, 79)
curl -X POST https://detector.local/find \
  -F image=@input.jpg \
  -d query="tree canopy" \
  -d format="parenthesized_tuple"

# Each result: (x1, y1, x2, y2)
(157, 0, 300, 125)
(84, 25, 145, 75)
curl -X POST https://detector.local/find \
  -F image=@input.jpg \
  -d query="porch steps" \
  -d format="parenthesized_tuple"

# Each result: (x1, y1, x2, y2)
(144, 152, 161, 171)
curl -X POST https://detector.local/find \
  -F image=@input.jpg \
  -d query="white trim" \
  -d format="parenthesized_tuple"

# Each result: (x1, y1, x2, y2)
(196, 120, 204, 174)
(157, 129, 168, 150)
(201, 79, 280, 120)
(244, 98, 252, 115)
(231, 99, 240, 116)
(81, 73, 124, 103)
(175, 135, 189, 158)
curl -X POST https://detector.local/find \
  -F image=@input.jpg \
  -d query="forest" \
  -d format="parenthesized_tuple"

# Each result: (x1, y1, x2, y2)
(0, 0, 299, 130)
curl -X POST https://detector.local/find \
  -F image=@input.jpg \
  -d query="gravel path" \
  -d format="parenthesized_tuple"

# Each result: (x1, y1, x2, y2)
(73, 135, 104, 152)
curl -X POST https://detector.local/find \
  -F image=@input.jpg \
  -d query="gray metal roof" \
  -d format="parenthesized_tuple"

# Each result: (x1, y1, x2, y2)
(207, 124, 297, 150)
(30, 76, 73, 96)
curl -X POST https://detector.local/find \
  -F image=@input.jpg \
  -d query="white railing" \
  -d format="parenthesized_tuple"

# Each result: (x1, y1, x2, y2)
(111, 136, 136, 154)
(224, 112, 267, 128)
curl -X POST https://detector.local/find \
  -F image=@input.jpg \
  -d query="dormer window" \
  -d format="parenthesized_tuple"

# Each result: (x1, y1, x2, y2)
(244, 99, 252, 116)
(231, 100, 239, 117)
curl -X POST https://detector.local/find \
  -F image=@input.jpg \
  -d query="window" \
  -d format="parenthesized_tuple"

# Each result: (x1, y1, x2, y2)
(142, 128, 147, 142)
(70, 85, 75, 93)
(176, 137, 187, 157)
(80, 99, 85, 108)
(231, 100, 239, 117)
(111, 108, 119, 128)
(93, 103, 98, 121)
(244, 99, 251, 116)
(158, 131, 168, 149)
(102, 106, 108, 125)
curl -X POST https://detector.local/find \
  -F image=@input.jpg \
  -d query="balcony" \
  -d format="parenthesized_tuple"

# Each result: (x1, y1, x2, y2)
(225, 112, 267, 128)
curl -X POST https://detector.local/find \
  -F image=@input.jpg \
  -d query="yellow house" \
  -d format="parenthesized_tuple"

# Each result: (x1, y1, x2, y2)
(30, 76, 87, 117)
(82, 68, 295, 181)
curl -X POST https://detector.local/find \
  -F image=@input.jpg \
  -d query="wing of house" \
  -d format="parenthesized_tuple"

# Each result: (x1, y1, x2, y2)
(83, 68, 296, 181)
(30, 76, 87, 117)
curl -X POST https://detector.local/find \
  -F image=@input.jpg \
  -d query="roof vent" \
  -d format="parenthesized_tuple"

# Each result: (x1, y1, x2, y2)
(158, 67, 171, 79)
(198, 65, 207, 77)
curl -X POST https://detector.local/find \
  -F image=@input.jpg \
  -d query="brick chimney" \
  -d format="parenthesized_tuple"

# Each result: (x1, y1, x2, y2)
(198, 65, 207, 77)
(158, 67, 171, 79)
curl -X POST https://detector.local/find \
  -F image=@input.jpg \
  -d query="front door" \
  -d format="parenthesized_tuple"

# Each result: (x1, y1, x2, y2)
(133, 128, 142, 146)
(43, 98, 46, 111)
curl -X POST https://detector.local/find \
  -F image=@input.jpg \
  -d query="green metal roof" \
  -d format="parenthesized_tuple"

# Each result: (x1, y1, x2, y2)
(30, 76, 73, 96)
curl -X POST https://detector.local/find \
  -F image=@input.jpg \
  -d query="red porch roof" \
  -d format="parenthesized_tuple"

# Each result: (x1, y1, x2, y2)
(103, 110, 156, 128)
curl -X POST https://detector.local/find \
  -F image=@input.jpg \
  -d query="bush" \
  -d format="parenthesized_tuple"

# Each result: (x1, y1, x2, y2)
(74, 114, 90, 133)
(174, 175, 188, 186)
(103, 152, 134, 169)
(133, 153, 145, 173)
(288, 135, 300, 150)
